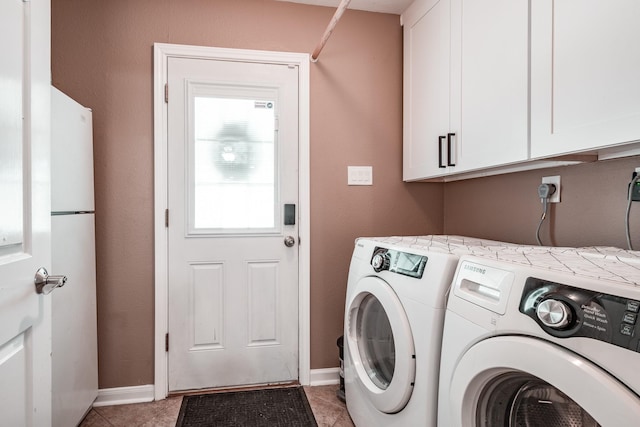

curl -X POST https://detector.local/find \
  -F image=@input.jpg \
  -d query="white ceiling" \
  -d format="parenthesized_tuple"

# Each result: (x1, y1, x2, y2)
(275, 0, 413, 15)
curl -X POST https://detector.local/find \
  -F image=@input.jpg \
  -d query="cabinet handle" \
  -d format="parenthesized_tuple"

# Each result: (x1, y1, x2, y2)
(447, 133, 456, 167)
(438, 136, 446, 168)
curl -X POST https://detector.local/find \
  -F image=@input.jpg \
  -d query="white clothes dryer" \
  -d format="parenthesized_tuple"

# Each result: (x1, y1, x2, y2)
(343, 235, 514, 427)
(438, 247, 640, 427)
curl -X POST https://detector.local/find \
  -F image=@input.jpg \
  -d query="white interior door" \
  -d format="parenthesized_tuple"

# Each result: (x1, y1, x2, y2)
(0, 0, 52, 425)
(167, 57, 299, 391)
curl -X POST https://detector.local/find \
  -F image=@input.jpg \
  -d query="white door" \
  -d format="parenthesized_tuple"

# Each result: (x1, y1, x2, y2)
(167, 57, 299, 391)
(0, 0, 52, 425)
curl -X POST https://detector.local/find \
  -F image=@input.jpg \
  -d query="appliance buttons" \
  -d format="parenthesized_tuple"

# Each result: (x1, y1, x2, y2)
(371, 252, 390, 272)
(626, 300, 640, 313)
(620, 324, 634, 336)
(623, 312, 638, 325)
(536, 298, 572, 329)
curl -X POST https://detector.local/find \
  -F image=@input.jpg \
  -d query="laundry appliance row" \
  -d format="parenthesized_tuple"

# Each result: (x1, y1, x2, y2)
(343, 235, 640, 427)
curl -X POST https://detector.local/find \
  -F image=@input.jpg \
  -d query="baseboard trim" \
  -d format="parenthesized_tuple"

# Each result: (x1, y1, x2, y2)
(309, 367, 340, 386)
(93, 372, 337, 406)
(93, 385, 155, 407)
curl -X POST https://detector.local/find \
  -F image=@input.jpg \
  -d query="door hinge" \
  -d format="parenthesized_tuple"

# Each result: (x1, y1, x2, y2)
(165, 209, 169, 227)
(164, 83, 169, 103)
(165, 333, 169, 352)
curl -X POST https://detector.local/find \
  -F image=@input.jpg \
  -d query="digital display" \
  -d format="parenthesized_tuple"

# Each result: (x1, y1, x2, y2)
(373, 247, 428, 278)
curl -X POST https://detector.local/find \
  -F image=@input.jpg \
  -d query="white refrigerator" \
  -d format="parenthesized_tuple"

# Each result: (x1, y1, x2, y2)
(51, 87, 98, 427)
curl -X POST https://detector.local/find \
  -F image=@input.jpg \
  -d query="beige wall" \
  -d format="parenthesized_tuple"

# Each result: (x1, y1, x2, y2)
(51, 0, 443, 388)
(444, 155, 640, 248)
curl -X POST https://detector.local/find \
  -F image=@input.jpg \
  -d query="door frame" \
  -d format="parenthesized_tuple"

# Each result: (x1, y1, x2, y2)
(153, 43, 311, 400)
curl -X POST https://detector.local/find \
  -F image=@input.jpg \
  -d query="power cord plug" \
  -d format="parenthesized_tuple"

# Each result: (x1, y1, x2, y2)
(536, 183, 556, 246)
(538, 183, 556, 200)
(626, 173, 640, 250)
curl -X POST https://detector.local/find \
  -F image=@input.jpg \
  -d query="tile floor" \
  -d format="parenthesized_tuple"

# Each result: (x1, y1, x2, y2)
(79, 385, 354, 427)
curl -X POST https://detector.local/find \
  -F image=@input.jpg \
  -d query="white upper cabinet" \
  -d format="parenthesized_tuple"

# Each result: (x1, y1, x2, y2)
(531, 0, 640, 158)
(402, 0, 529, 181)
(403, 0, 451, 180)
(452, 0, 529, 173)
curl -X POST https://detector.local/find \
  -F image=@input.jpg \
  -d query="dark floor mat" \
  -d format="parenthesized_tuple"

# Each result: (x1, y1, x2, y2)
(175, 386, 318, 427)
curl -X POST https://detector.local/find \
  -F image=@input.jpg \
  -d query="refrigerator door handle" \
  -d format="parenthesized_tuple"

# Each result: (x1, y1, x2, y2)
(34, 267, 67, 295)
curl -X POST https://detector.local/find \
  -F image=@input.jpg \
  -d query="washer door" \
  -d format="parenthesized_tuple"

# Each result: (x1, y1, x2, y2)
(346, 276, 415, 414)
(447, 336, 640, 426)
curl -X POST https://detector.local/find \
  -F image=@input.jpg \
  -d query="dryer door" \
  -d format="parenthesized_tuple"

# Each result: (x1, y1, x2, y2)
(446, 335, 640, 426)
(345, 276, 415, 414)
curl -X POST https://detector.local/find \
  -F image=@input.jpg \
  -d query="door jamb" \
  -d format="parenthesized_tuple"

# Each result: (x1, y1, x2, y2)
(153, 43, 311, 400)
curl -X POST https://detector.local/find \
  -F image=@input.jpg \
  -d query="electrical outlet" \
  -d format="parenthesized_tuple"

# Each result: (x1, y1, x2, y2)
(630, 168, 640, 201)
(630, 182, 640, 201)
(542, 176, 561, 203)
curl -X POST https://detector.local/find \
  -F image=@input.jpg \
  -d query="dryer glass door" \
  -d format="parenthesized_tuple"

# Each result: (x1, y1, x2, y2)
(346, 276, 415, 414)
(356, 293, 395, 389)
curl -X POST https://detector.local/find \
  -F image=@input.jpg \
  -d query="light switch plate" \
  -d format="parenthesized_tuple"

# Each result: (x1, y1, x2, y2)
(348, 166, 373, 185)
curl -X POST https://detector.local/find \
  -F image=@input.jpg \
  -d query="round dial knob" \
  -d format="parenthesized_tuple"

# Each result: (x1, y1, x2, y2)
(536, 298, 572, 329)
(371, 253, 390, 272)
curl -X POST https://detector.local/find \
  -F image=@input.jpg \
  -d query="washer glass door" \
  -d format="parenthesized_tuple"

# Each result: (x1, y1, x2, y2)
(477, 373, 600, 426)
(447, 336, 640, 426)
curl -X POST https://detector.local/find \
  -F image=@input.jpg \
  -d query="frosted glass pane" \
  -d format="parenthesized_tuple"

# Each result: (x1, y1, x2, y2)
(0, 9, 24, 251)
(193, 96, 276, 231)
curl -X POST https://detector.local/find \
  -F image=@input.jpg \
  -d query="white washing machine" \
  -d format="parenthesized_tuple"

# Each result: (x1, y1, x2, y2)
(343, 235, 514, 427)
(438, 247, 640, 426)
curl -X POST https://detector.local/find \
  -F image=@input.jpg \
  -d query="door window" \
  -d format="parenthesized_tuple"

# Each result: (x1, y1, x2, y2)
(356, 293, 395, 389)
(188, 83, 279, 235)
(476, 373, 600, 426)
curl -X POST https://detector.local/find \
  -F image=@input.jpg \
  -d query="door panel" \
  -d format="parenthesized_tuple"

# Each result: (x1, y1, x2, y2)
(190, 263, 224, 349)
(247, 261, 279, 346)
(0, 0, 51, 425)
(167, 57, 299, 391)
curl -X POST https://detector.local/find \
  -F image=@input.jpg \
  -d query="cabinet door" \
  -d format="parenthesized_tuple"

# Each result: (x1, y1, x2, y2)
(403, 0, 451, 181)
(531, 0, 640, 158)
(450, 0, 529, 172)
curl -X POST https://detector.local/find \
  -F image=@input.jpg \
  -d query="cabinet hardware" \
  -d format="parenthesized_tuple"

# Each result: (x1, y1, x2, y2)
(447, 133, 456, 166)
(438, 135, 446, 168)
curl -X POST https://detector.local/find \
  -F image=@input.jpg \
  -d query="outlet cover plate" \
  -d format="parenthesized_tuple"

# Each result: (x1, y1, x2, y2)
(542, 175, 561, 203)
(631, 181, 640, 201)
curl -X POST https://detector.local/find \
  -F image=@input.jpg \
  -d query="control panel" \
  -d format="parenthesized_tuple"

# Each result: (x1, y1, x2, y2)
(371, 247, 428, 279)
(520, 277, 640, 353)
